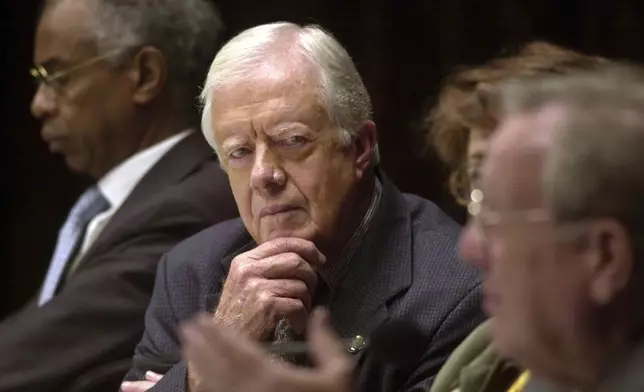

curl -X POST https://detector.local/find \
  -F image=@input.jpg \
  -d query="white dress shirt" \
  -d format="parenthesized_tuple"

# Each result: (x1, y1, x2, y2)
(67, 130, 192, 273)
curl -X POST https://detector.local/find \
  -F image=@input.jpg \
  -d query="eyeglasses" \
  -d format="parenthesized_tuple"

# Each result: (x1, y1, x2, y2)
(29, 50, 121, 94)
(467, 188, 551, 245)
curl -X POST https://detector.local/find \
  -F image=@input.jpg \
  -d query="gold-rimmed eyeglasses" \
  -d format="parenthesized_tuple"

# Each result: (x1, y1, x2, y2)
(29, 49, 122, 93)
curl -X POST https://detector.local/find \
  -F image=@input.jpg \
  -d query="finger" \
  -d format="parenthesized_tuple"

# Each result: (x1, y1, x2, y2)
(264, 279, 312, 311)
(182, 314, 263, 371)
(308, 309, 353, 373)
(180, 315, 230, 379)
(249, 238, 326, 266)
(120, 380, 156, 392)
(274, 297, 310, 334)
(145, 371, 163, 382)
(258, 253, 318, 292)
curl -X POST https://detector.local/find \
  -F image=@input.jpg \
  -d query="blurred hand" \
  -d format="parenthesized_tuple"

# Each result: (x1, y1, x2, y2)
(120, 371, 163, 392)
(213, 237, 326, 339)
(182, 309, 354, 392)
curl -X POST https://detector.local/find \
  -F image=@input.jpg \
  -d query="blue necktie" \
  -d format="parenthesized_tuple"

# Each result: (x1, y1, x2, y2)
(38, 186, 110, 306)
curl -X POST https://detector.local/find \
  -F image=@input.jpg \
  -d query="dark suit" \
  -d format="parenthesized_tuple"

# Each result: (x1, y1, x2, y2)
(0, 132, 239, 392)
(125, 174, 485, 391)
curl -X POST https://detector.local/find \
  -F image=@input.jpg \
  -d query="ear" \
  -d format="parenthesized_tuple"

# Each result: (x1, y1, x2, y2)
(586, 219, 634, 305)
(353, 120, 378, 179)
(126, 46, 167, 105)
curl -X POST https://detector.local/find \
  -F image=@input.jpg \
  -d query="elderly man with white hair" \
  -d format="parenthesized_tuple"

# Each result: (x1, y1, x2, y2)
(145, 64, 644, 392)
(121, 22, 483, 392)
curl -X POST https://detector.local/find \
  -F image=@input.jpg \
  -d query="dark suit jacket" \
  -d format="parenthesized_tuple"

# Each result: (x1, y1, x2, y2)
(125, 174, 485, 392)
(0, 132, 239, 392)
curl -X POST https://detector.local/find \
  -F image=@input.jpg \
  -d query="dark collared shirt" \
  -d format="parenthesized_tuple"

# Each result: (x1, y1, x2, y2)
(318, 176, 383, 291)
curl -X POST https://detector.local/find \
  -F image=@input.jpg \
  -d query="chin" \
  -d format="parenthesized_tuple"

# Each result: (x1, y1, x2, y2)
(260, 225, 317, 244)
(491, 318, 526, 364)
(64, 155, 89, 174)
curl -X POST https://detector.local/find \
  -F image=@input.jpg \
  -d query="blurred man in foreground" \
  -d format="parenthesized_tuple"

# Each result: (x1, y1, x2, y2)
(168, 65, 644, 392)
(0, 0, 238, 391)
(426, 42, 607, 392)
(122, 22, 484, 392)
(460, 65, 644, 391)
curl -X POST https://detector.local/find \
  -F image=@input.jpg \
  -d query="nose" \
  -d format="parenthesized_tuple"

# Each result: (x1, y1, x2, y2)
(458, 221, 489, 270)
(31, 83, 57, 120)
(249, 144, 287, 195)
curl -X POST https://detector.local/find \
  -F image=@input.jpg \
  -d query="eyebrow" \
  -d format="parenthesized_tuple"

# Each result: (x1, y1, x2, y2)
(221, 135, 249, 152)
(266, 122, 312, 134)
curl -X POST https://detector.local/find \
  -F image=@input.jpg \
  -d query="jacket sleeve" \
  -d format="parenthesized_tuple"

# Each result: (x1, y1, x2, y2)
(123, 253, 191, 391)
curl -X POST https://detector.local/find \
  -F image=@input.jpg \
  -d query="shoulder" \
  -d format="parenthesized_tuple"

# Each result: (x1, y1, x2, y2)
(403, 193, 470, 279)
(116, 162, 238, 234)
(160, 218, 249, 283)
(401, 193, 482, 317)
(442, 320, 495, 370)
(145, 162, 236, 218)
(431, 320, 501, 392)
(403, 193, 461, 240)
(164, 218, 248, 265)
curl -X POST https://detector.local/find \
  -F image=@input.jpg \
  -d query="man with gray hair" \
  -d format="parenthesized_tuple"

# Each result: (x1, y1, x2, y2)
(155, 64, 644, 392)
(0, 0, 238, 391)
(458, 65, 644, 391)
(122, 22, 483, 392)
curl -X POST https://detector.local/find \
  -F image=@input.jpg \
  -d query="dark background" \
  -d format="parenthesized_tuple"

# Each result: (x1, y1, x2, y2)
(3, 0, 644, 317)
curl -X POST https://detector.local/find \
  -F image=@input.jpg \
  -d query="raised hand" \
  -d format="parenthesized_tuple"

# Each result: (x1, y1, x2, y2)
(213, 237, 326, 339)
(182, 309, 354, 392)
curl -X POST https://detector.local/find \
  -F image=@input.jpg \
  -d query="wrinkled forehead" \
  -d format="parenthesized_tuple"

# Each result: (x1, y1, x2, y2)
(210, 65, 330, 133)
(481, 107, 562, 208)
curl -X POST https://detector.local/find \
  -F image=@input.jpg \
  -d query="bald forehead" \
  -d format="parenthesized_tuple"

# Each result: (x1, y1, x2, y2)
(481, 105, 567, 207)
(491, 105, 566, 157)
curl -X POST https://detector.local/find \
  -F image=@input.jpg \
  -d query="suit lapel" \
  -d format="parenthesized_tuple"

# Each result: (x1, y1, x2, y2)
(328, 174, 413, 358)
(200, 173, 413, 359)
(80, 132, 216, 263)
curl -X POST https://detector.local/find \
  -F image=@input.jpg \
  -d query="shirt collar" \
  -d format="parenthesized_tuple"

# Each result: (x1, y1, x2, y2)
(318, 175, 383, 289)
(97, 130, 192, 209)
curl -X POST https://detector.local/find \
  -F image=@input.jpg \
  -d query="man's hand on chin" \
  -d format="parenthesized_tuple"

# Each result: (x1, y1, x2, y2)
(213, 237, 326, 340)
(180, 309, 355, 392)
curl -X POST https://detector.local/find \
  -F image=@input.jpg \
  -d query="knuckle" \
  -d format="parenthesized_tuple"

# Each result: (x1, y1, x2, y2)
(257, 290, 274, 308)
(291, 299, 306, 314)
(294, 280, 308, 295)
(234, 259, 254, 278)
(269, 237, 289, 252)
(246, 277, 261, 291)
(303, 239, 316, 252)
(285, 252, 303, 267)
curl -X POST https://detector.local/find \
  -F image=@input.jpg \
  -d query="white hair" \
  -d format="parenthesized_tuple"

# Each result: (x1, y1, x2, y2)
(199, 22, 379, 164)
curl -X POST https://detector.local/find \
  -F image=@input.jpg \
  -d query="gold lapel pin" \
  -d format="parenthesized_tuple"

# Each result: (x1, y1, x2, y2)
(348, 335, 367, 354)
